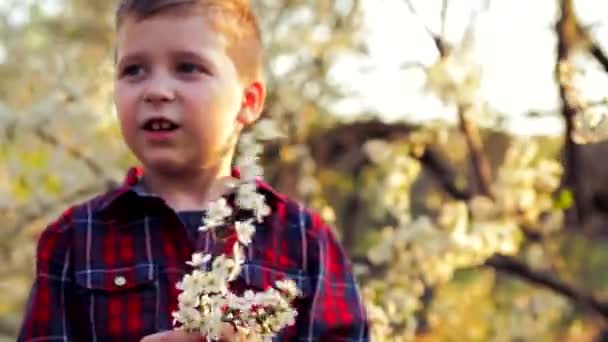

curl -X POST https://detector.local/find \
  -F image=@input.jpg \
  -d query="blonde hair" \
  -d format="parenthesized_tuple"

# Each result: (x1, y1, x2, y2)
(115, 0, 263, 83)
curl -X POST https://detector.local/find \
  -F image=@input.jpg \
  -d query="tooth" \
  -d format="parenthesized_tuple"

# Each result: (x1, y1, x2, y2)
(161, 121, 170, 130)
(152, 122, 160, 130)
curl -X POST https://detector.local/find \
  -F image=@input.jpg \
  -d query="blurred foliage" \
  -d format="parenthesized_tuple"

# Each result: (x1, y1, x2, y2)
(1, 0, 608, 341)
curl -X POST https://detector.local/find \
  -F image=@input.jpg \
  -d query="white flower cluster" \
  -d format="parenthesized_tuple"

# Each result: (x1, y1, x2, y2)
(491, 139, 564, 232)
(426, 53, 482, 107)
(172, 119, 299, 341)
(559, 61, 608, 144)
(360, 138, 565, 340)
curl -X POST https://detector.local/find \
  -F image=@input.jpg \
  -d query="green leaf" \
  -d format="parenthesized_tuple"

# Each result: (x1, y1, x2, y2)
(554, 189, 573, 210)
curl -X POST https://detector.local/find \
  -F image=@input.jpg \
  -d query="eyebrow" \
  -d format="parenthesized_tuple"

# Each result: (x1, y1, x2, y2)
(116, 52, 147, 69)
(116, 50, 217, 69)
(170, 50, 217, 70)
(170, 50, 205, 61)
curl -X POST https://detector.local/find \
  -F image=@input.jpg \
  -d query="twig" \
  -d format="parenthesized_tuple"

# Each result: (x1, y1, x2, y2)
(7, 183, 105, 235)
(405, 0, 494, 199)
(355, 253, 608, 318)
(590, 42, 608, 73)
(34, 126, 107, 179)
(439, 0, 448, 39)
(585, 37, 608, 72)
(418, 147, 473, 200)
(555, 0, 588, 223)
(486, 255, 608, 318)
(457, 105, 495, 199)
(305, 120, 608, 318)
(404, 0, 446, 56)
(304, 120, 473, 199)
(306, 120, 415, 170)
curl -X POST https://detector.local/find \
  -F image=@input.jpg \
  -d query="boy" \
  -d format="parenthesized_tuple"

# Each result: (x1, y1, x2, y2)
(17, 0, 369, 341)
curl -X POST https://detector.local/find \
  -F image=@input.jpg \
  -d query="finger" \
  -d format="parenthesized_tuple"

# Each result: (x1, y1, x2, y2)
(140, 330, 204, 342)
(218, 322, 238, 341)
(166, 330, 205, 342)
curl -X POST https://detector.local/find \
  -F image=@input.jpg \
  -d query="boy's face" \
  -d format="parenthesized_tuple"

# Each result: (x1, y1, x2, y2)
(114, 14, 257, 175)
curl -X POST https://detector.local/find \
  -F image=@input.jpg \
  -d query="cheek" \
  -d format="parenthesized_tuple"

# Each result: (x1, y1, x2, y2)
(114, 85, 138, 131)
(180, 87, 222, 134)
(178, 82, 240, 143)
(182, 82, 237, 117)
(180, 82, 212, 110)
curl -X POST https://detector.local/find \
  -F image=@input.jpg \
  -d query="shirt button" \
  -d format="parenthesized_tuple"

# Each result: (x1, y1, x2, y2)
(114, 276, 127, 287)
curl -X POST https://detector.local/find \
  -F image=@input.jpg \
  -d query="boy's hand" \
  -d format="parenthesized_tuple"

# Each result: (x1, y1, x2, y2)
(140, 330, 204, 342)
(140, 323, 242, 342)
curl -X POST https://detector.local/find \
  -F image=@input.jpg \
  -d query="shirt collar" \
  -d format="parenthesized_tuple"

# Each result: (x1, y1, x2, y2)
(97, 166, 285, 215)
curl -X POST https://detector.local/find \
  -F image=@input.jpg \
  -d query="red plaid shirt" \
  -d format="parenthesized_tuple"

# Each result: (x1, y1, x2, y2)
(18, 167, 369, 341)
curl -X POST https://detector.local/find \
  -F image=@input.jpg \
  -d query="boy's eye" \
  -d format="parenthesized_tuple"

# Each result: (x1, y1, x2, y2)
(177, 62, 205, 74)
(121, 64, 145, 78)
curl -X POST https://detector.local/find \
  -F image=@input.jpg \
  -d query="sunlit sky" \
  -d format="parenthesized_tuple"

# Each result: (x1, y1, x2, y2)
(2, 0, 608, 136)
(331, 0, 608, 136)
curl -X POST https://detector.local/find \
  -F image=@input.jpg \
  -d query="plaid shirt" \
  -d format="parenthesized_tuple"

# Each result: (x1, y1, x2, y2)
(18, 167, 369, 341)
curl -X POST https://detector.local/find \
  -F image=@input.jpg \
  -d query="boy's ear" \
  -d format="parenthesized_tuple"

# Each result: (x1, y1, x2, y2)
(237, 81, 265, 127)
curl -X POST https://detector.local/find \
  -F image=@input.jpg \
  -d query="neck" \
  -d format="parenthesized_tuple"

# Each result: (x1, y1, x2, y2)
(141, 159, 235, 212)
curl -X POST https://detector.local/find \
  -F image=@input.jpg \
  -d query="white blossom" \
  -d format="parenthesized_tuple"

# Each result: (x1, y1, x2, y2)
(173, 118, 298, 339)
(185, 252, 211, 268)
(177, 289, 200, 308)
(236, 220, 256, 245)
(236, 185, 271, 222)
(363, 139, 392, 165)
(275, 279, 299, 299)
(238, 162, 263, 182)
(361, 137, 566, 339)
(203, 198, 233, 229)
(235, 154, 259, 168)
(254, 118, 284, 140)
(239, 142, 263, 158)
(236, 183, 261, 210)
(238, 133, 257, 151)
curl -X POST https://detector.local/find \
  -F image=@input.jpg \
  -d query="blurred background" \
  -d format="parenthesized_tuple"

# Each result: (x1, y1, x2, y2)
(1, 0, 608, 340)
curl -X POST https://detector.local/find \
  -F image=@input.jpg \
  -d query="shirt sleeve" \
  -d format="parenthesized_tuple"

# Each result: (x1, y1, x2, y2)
(297, 211, 369, 341)
(18, 210, 76, 341)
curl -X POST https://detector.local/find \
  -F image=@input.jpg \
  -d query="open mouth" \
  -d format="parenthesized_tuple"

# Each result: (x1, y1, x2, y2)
(141, 118, 180, 132)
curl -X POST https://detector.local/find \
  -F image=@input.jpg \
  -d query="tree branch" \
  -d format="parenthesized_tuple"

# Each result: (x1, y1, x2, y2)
(5, 183, 107, 238)
(307, 120, 608, 318)
(486, 254, 608, 318)
(0, 124, 113, 230)
(590, 43, 608, 73)
(418, 146, 473, 200)
(304, 120, 474, 200)
(405, 0, 495, 199)
(457, 105, 495, 199)
(556, 0, 589, 223)
(414, 146, 608, 318)
(355, 253, 608, 318)
(306, 120, 415, 171)
(439, 0, 448, 42)
(404, 0, 447, 56)
(34, 126, 108, 179)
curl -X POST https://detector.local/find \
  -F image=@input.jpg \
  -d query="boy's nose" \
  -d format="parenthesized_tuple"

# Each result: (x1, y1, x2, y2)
(144, 89, 175, 103)
(143, 80, 176, 104)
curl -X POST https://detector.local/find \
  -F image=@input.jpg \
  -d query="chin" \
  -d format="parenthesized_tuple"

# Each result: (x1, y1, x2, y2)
(140, 155, 191, 176)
